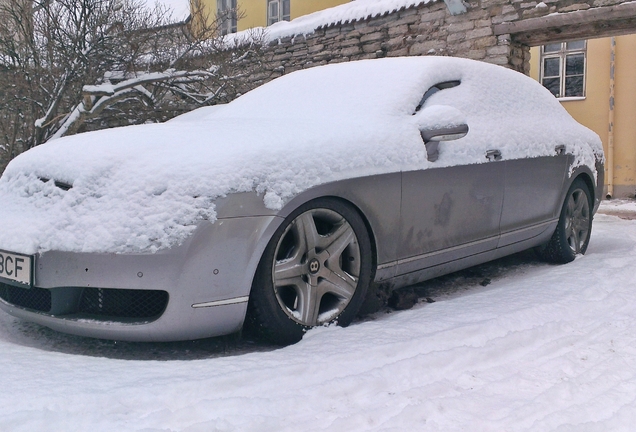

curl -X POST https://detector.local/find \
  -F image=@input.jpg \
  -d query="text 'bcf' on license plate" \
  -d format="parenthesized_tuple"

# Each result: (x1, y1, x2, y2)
(0, 250, 33, 287)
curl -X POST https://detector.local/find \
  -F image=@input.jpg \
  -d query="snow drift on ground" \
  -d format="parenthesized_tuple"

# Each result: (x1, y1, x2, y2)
(0, 57, 601, 255)
(0, 204, 635, 431)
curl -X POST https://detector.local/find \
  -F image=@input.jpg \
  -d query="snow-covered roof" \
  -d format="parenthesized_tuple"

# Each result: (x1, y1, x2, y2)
(234, 0, 437, 42)
(0, 56, 601, 255)
(149, 0, 438, 40)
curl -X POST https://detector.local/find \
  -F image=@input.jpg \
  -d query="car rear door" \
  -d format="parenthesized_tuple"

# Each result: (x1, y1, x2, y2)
(497, 153, 568, 247)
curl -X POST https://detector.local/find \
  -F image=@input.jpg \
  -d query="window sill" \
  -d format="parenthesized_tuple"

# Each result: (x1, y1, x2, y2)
(557, 96, 586, 102)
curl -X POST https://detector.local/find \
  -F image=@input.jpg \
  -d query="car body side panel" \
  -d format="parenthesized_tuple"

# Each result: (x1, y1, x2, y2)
(2, 173, 403, 341)
(0, 162, 602, 342)
(498, 155, 568, 247)
(388, 219, 556, 289)
(387, 159, 600, 291)
(277, 173, 403, 273)
(174, 216, 283, 306)
(397, 161, 504, 276)
(213, 173, 403, 271)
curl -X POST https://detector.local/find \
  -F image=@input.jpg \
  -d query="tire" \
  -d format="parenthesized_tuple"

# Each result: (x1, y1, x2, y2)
(536, 178, 592, 264)
(246, 198, 372, 345)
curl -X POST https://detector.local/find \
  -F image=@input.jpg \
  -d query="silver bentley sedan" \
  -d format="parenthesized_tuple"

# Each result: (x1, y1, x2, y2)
(0, 56, 604, 344)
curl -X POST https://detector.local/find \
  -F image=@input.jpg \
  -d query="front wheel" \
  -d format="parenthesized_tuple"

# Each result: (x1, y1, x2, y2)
(536, 178, 592, 263)
(246, 198, 372, 345)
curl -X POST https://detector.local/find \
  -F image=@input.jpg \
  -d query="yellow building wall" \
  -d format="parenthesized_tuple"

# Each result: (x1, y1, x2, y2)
(613, 36, 636, 195)
(530, 35, 636, 197)
(203, 0, 350, 31)
(290, 0, 350, 20)
(237, 1, 267, 31)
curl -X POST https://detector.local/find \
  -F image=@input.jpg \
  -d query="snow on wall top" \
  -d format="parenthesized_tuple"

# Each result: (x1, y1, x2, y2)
(0, 57, 602, 255)
(232, 0, 436, 42)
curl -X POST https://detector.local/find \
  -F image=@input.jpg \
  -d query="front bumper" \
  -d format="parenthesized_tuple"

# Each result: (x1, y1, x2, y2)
(0, 215, 280, 342)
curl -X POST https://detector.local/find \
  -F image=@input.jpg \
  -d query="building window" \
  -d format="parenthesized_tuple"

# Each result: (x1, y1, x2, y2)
(540, 40, 586, 98)
(268, 0, 290, 26)
(217, 0, 237, 35)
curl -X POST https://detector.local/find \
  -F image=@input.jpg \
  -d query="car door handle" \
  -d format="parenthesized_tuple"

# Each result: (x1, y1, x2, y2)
(485, 149, 501, 161)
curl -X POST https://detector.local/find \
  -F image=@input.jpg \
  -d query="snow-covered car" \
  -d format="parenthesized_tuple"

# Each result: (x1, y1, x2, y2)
(0, 57, 604, 344)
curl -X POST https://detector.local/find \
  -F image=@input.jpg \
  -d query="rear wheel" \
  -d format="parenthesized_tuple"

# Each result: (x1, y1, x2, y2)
(246, 198, 372, 345)
(536, 178, 592, 263)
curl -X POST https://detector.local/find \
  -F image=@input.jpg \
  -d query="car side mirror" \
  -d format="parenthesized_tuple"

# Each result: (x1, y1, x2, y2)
(415, 105, 469, 162)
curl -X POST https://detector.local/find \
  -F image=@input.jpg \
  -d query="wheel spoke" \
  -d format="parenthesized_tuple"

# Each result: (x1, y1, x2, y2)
(274, 258, 305, 287)
(569, 189, 589, 254)
(567, 195, 576, 218)
(569, 227, 581, 253)
(573, 192, 586, 216)
(323, 222, 355, 257)
(320, 267, 357, 300)
(295, 213, 320, 253)
(296, 282, 321, 326)
(574, 217, 588, 233)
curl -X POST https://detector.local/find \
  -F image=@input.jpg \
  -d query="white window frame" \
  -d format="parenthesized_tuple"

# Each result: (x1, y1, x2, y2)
(217, 0, 237, 35)
(267, 0, 290, 26)
(539, 41, 587, 100)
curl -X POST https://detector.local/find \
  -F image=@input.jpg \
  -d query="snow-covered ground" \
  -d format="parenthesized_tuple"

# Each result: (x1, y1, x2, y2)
(1, 202, 636, 431)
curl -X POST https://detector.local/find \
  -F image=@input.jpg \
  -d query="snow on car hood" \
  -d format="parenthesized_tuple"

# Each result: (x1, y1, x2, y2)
(0, 57, 602, 255)
(0, 117, 422, 255)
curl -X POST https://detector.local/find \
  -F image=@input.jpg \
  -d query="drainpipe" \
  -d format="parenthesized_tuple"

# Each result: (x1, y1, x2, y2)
(607, 37, 616, 199)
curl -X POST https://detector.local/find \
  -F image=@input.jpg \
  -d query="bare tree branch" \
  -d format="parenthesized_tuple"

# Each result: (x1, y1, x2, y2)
(0, 0, 268, 172)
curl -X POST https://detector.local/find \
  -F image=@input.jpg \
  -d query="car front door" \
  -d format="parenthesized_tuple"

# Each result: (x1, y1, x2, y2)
(397, 157, 504, 276)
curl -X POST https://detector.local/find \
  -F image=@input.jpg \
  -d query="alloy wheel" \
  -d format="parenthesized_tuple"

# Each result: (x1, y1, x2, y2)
(564, 188, 590, 254)
(272, 208, 361, 326)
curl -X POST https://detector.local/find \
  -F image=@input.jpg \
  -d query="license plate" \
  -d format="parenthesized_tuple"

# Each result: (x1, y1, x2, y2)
(0, 250, 33, 287)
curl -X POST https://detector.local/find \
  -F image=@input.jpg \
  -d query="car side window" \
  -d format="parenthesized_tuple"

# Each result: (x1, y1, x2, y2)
(413, 80, 461, 114)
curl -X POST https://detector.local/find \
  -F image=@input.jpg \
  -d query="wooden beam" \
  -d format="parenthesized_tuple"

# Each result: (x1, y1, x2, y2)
(494, 3, 636, 45)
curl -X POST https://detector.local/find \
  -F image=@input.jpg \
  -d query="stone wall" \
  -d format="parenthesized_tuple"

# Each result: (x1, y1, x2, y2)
(246, 0, 635, 86)
(87, 0, 636, 129)
(489, 0, 631, 21)
(249, 1, 530, 86)
(493, 0, 636, 45)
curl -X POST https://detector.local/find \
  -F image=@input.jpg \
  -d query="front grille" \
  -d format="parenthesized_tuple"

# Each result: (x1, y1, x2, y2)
(0, 284, 51, 312)
(38, 177, 72, 191)
(0, 283, 168, 322)
(79, 288, 168, 318)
